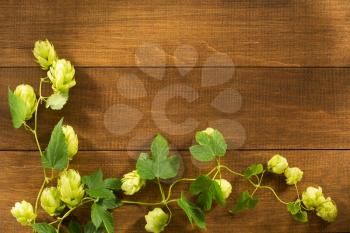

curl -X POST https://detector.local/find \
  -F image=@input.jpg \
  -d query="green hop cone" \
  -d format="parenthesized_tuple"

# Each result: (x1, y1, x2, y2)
(284, 167, 303, 185)
(11, 200, 36, 226)
(40, 187, 65, 216)
(121, 170, 145, 195)
(33, 39, 58, 70)
(145, 208, 169, 233)
(14, 84, 37, 120)
(57, 169, 85, 208)
(267, 154, 288, 174)
(215, 179, 232, 199)
(203, 127, 215, 135)
(48, 59, 76, 93)
(62, 125, 78, 160)
(301, 186, 326, 210)
(316, 197, 337, 222)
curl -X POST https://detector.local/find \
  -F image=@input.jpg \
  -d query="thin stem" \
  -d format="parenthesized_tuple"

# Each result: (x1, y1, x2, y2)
(251, 172, 264, 197)
(216, 158, 222, 180)
(166, 178, 195, 201)
(121, 200, 164, 206)
(295, 184, 300, 200)
(220, 165, 245, 177)
(56, 199, 93, 232)
(258, 185, 288, 205)
(33, 179, 46, 224)
(206, 166, 217, 176)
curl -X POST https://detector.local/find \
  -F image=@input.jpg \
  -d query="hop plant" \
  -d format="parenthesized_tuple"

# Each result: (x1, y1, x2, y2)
(8, 40, 338, 233)
(33, 39, 58, 70)
(301, 186, 326, 210)
(13, 84, 37, 120)
(215, 179, 232, 199)
(144, 208, 169, 233)
(11, 201, 36, 226)
(57, 169, 85, 208)
(62, 125, 79, 160)
(267, 154, 288, 174)
(316, 198, 338, 222)
(284, 167, 303, 185)
(121, 170, 145, 195)
(48, 59, 76, 93)
(40, 187, 65, 216)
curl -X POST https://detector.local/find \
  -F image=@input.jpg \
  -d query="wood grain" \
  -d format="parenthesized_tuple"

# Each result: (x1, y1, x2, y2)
(1, 67, 350, 150)
(0, 150, 349, 233)
(1, 0, 350, 67)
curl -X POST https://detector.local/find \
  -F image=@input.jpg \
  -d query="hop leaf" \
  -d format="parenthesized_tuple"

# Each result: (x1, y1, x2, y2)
(32, 223, 56, 233)
(190, 128, 227, 162)
(230, 191, 258, 214)
(91, 203, 114, 233)
(136, 134, 180, 180)
(287, 199, 308, 223)
(41, 118, 68, 170)
(82, 170, 116, 200)
(189, 175, 225, 211)
(243, 164, 264, 179)
(46, 92, 68, 110)
(177, 193, 205, 229)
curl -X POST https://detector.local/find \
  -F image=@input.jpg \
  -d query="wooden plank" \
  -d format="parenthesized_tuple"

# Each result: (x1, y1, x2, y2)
(1, 0, 350, 67)
(0, 150, 349, 232)
(1, 67, 350, 150)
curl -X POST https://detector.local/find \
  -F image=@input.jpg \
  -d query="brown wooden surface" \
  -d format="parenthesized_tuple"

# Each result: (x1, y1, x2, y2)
(1, 0, 350, 233)
(1, 0, 350, 67)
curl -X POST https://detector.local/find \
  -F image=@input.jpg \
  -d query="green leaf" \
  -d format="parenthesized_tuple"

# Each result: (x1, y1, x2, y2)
(151, 134, 169, 161)
(136, 153, 155, 180)
(32, 223, 56, 233)
(86, 188, 115, 199)
(68, 219, 81, 233)
(209, 130, 227, 157)
(177, 193, 205, 229)
(136, 135, 180, 180)
(91, 203, 114, 233)
(103, 178, 121, 190)
(293, 210, 308, 223)
(195, 131, 211, 145)
(83, 170, 118, 200)
(243, 164, 264, 179)
(189, 175, 225, 211)
(46, 92, 68, 110)
(84, 221, 104, 233)
(82, 170, 104, 189)
(8, 88, 27, 128)
(190, 129, 227, 161)
(41, 118, 68, 170)
(231, 191, 258, 214)
(287, 200, 308, 223)
(189, 145, 215, 162)
(287, 201, 301, 215)
(100, 198, 122, 209)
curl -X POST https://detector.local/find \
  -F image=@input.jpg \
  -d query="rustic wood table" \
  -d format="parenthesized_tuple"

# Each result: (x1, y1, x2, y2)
(1, 1, 350, 232)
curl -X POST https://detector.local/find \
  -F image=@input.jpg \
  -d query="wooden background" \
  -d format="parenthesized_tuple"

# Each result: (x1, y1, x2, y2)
(1, 0, 350, 232)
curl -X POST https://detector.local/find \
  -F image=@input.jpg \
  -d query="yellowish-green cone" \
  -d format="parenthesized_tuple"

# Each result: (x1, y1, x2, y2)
(62, 125, 78, 160)
(40, 187, 65, 216)
(316, 197, 337, 222)
(121, 170, 145, 195)
(33, 39, 58, 70)
(11, 200, 36, 226)
(267, 154, 288, 174)
(145, 208, 169, 233)
(203, 127, 215, 136)
(14, 84, 37, 120)
(57, 169, 85, 208)
(47, 59, 76, 93)
(301, 186, 326, 210)
(284, 167, 303, 185)
(215, 179, 232, 199)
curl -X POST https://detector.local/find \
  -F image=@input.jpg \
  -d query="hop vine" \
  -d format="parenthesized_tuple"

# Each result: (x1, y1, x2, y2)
(8, 40, 337, 233)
